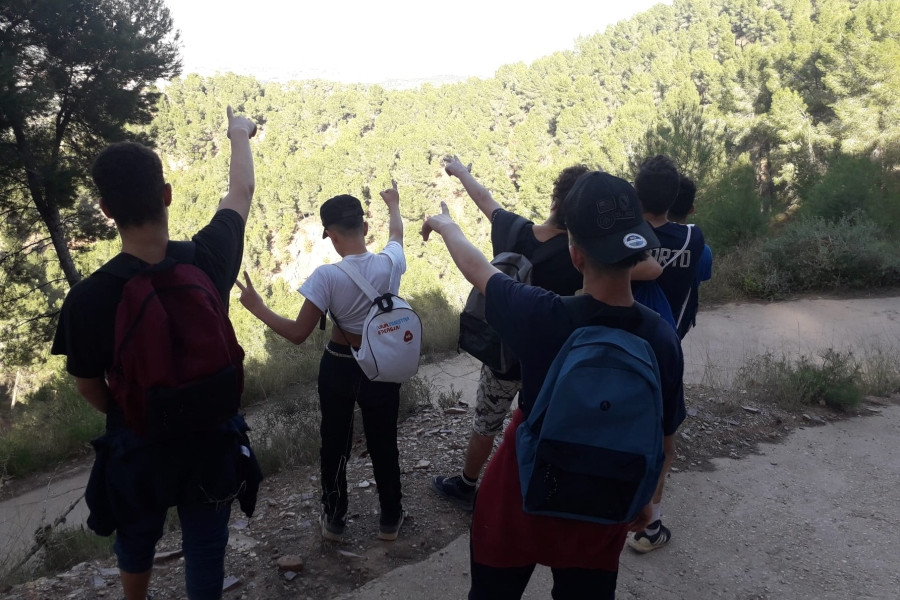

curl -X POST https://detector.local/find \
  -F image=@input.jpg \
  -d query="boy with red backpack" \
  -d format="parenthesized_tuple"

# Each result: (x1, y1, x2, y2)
(51, 107, 261, 600)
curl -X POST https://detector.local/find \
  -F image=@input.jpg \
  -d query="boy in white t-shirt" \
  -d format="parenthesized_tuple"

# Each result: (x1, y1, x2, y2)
(237, 182, 407, 541)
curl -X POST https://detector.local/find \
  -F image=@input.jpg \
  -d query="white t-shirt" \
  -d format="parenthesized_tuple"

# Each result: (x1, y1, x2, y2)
(298, 241, 406, 335)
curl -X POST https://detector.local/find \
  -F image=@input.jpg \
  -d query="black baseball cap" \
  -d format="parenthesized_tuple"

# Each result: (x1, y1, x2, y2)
(564, 172, 659, 264)
(320, 194, 365, 238)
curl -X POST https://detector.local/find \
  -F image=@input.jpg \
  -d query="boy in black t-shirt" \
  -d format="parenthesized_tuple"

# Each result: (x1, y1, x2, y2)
(51, 107, 258, 600)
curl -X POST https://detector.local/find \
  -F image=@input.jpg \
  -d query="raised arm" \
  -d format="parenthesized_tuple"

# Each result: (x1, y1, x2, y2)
(442, 155, 502, 219)
(421, 202, 499, 294)
(381, 179, 403, 244)
(235, 272, 322, 345)
(217, 106, 257, 223)
(632, 255, 664, 281)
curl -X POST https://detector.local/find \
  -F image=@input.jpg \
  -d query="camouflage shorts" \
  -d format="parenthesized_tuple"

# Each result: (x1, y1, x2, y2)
(472, 364, 522, 436)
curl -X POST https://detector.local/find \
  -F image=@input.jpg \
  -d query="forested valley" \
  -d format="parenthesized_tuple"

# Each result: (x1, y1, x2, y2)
(1, 0, 899, 475)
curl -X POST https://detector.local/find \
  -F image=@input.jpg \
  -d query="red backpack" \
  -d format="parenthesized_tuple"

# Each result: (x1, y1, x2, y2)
(105, 250, 244, 438)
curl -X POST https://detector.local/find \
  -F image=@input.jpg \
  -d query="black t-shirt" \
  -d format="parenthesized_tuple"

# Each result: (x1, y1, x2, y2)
(51, 209, 245, 380)
(490, 209, 581, 296)
(484, 273, 685, 435)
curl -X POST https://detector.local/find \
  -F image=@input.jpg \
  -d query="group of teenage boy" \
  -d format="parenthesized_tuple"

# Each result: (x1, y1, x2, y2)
(52, 107, 710, 600)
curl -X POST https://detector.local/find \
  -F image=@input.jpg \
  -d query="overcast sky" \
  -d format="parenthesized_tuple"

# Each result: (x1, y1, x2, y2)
(164, 0, 669, 84)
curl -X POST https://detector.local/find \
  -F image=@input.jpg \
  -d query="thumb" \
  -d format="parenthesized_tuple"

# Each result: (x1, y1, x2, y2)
(440, 201, 449, 215)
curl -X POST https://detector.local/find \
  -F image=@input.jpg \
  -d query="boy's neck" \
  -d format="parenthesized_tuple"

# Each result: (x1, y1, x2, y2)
(643, 212, 669, 228)
(119, 223, 170, 264)
(581, 269, 634, 307)
(334, 236, 368, 257)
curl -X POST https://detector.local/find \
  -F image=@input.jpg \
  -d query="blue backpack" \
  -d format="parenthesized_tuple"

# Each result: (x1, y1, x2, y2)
(516, 301, 665, 524)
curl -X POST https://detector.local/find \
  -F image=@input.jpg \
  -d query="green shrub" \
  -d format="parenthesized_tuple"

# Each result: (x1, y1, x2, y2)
(0, 376, 104, 478)
(859, 344, 900, 397)
(799, 155, 900, 231)
(409, 288, 461, 356)
(739, 214, 900, 298)
(0, 527, 114, 589)
(696, 161, 767, 251)
(736, 349, 862, 411)
(41, 527, 114, 574)
(250, 392, 321, 476)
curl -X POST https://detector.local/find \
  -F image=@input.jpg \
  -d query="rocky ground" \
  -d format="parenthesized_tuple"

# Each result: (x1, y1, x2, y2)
(0, 382, 883, 600)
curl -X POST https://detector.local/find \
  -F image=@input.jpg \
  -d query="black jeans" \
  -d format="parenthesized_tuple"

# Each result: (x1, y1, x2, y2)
(469, 558, 617, 600)
(317, 342, 402, 525)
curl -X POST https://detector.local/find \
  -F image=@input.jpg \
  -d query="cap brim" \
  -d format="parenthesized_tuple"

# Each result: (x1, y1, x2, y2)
(580, 221, 660, 264)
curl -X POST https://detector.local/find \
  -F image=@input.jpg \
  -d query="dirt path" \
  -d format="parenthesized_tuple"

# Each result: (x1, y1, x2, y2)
(1, 294, 898, 596)
(337, 401, 900, 600)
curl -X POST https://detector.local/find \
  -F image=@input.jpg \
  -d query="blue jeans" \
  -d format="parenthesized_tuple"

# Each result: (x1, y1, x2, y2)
(115, 502, 232, 600)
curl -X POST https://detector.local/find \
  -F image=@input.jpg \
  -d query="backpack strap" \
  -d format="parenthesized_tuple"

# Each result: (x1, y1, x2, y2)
(505, 216, 530, 252)
(661, 225, 692, 270)
(99, 242, 198, 280)
(560, 296, 660, 341)
(334, 260, 382, 301)
(663, 225, 694, 331)
(491, 212, 532, 255)
(330, 260, 397, 341)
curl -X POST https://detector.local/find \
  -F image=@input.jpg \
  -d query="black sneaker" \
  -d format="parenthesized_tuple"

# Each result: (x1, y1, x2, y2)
(378, 510, 406, 541)
(320, 513, 345, 542)
(627, 520, 671, 553)
(431, 475, 476, 511)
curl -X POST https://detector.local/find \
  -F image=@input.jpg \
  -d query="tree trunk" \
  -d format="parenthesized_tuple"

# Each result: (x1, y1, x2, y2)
(35, 192, 81, 286)
(11, 122, 82, 287)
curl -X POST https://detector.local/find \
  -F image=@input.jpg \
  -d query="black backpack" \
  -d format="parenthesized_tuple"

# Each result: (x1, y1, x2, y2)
(458, 219, 568, 376)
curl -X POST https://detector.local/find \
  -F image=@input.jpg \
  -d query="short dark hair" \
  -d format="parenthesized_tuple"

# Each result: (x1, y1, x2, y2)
(635, 155, 680, 216)
(328, 218, 365, 236)
(92, 142, 167, 228)
(668, 174, 697, 221)
(551, 164, 591, 228)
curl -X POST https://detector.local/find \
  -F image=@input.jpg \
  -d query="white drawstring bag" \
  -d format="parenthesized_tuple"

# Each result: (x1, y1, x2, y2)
(333, 261, 422, 383)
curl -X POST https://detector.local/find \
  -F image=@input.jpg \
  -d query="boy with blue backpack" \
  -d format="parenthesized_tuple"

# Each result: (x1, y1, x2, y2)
(422, 171, 685, 599)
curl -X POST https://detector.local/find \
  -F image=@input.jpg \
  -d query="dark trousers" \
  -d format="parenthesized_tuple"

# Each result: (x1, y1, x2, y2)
(318, 343, 402, 525)
(469, 557, 618, 600)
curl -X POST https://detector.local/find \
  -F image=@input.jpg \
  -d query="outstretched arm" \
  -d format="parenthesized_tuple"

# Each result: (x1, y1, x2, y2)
(421, 202, 499, 294)
(441, 155, 502, 220)
(381, 179, 403, 245)
(632, 256, 663, 281)
(235, 272, 322, 345)
(218, 106, 258, 223)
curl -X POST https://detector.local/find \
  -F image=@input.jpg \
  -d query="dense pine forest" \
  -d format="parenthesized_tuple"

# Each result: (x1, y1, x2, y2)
(1, 0, 899, 432)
